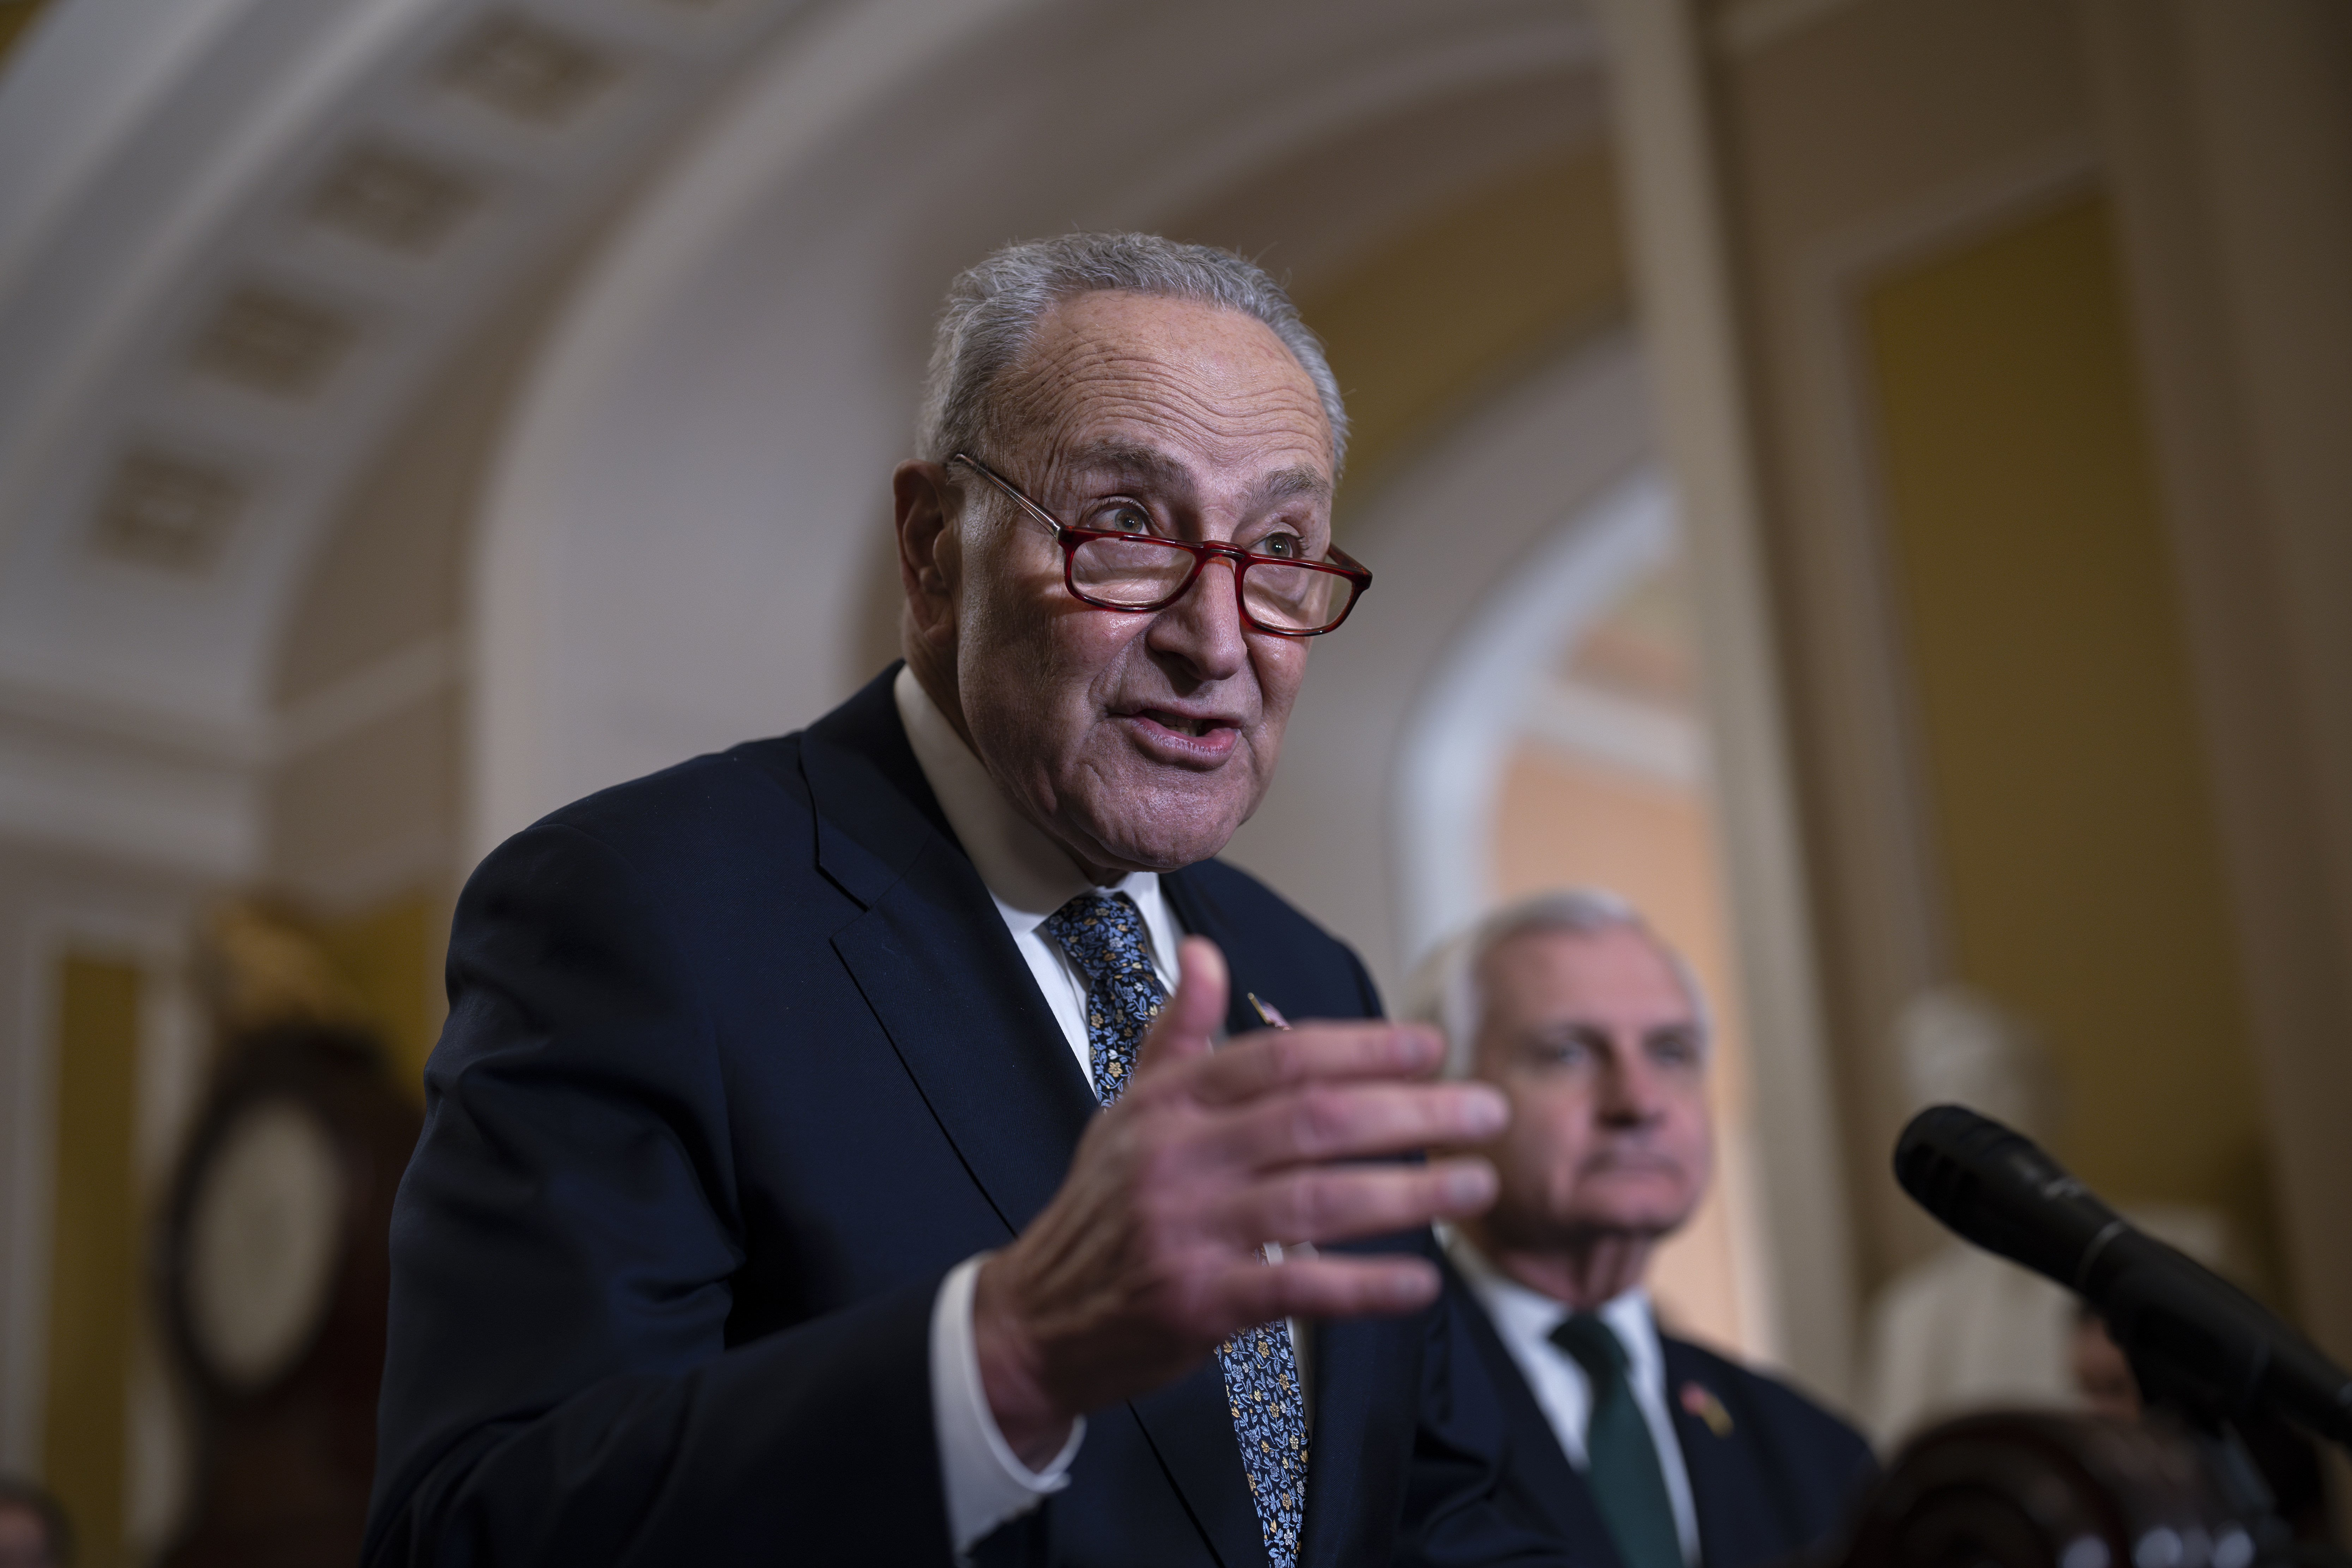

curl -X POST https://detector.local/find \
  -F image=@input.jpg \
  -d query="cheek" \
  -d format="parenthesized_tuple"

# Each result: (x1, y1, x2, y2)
(1037, 615, 1153, 746)
(1253, 640, 1309, 724)
(1674, 1104, 1715, 1186)
(964, 562, 1121, 708)
(1502, 1090, 1588, 1183)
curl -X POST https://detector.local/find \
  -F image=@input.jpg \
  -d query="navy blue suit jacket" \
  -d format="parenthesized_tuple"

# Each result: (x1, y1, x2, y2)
(364, 668, 1558, 1568)
(1442, 1261, 1875, 1568)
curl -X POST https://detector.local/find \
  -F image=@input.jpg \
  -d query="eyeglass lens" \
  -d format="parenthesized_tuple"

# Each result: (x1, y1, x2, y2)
(1070, 535, 1351, 633)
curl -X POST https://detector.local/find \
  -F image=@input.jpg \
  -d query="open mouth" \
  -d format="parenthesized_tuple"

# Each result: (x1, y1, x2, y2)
(1141, 707, 1224, 737)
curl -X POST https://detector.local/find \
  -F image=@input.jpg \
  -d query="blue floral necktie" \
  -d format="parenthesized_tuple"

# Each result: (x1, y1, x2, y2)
(1041, 891, 1310, 1568)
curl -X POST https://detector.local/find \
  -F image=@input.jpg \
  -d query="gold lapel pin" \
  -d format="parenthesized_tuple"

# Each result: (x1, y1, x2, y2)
(1247, 992, 1292, 1030)
(1679, 1381, 1735, 1438)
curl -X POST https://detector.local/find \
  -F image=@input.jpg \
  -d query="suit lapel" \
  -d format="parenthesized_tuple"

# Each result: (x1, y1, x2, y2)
(807, 676, 1264, 1563)
(1162, 866, 1286, 1043)
(1662, 1337, 1749, 1568)
(803, 673, 1096, 1236)
(1447, 1265, 1622, 1561)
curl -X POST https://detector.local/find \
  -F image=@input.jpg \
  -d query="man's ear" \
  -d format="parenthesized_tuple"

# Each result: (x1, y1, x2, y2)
(893, 459, 962, 652)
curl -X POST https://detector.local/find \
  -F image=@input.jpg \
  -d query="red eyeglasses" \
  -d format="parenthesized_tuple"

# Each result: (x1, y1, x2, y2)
(951, 453, 1373, 637)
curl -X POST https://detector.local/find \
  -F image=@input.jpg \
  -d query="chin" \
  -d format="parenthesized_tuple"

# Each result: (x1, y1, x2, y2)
(1069, 778, 1261, 871)
(1582, 1200, 1700, 1239)
(1082, 810, 1243, 873)
(1558, 1179, 1701, 1236)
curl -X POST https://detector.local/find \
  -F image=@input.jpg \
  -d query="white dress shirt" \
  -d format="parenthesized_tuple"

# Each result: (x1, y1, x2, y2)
(893, 665, 1186, 1077)
(896, 668, 1315, 1555)
(895, 669, 1174, 1555)
(1439, 1224, 1702, 1565)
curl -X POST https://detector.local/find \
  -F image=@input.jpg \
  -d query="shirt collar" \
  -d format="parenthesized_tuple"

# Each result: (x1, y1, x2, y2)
(1438, 1223, 1664, 1392)
(891, 664, 1160, 931)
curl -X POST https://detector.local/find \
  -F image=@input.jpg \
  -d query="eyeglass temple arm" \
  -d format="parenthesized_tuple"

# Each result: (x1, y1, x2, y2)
(951, 453, 1065, 538)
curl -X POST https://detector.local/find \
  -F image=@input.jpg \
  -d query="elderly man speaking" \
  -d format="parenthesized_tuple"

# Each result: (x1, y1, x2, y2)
(364, 236, 1551, 1568)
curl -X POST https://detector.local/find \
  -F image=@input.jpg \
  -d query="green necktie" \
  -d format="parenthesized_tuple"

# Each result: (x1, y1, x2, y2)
(1550, 1313, 1683, 1568)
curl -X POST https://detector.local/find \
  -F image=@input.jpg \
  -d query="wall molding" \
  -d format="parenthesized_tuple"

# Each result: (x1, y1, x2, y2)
(1784, 137, 2101, 998)
(275, 631, 463, 763)
(0, 0, 825, 743)
(1521, 679, 1707, 789)
(0, 629, 462, 880)
(0, 900, 196, 1488)
(1392, 470, 1676, 964)
(1595, 0, 1856, 1397)
(1772, 136, 2103, 1277)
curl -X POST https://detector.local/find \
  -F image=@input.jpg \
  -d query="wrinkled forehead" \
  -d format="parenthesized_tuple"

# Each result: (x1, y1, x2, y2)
(1032, 436, 1335, 518)
(985, 292, 1335, 482)
(1481, 924, 1707, 1032)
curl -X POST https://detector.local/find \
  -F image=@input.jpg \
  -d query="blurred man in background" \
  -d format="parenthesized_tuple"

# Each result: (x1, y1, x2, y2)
(1414, 890, 1874, 1568)
(0, 1478, 69, 1568)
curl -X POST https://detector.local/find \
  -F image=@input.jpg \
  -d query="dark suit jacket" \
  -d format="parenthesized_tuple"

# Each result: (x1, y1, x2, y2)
(364, 667, 1558, 1568)
(1442, 1261, 1876, 1568)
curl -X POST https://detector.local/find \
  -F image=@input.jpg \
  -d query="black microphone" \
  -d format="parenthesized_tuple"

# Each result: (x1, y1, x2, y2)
(1895, 1103, 2352, 1447)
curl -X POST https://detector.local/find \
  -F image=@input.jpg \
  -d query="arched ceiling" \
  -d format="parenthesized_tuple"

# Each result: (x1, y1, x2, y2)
(465, 0, 1605, 848)
(0, 0, 1604, 877)
(0, 0, 838, 872)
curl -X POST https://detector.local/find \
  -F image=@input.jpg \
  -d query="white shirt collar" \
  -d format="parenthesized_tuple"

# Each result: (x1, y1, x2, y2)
(891, 664, 1163, 934)
(1440, 1223, 1662, 1386)
(1437, 1222, 1700, 1564)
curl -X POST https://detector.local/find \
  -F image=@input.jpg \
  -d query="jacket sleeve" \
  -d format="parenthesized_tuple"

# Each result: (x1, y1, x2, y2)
(363, 820, 953, 1567)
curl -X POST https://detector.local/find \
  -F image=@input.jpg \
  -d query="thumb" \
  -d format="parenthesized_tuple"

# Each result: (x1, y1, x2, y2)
(1133, 936, 1229, 1076)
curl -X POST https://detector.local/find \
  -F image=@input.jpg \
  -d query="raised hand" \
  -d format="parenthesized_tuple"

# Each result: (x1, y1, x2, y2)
(972, 935, 1506, 1464)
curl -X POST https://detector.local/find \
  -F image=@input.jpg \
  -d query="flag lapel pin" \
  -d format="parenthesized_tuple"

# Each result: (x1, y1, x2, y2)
(1680, 1381, 1734, 1438)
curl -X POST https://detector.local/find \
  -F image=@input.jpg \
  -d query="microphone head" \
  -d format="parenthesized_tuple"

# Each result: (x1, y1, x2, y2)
(1895, 1103, 2119, 1289)
(1897, 1110, 2352, 1444)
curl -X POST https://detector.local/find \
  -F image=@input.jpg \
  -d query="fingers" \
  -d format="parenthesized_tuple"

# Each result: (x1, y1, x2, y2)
(1183, 1020, 1452, 1106)
(1132, 935, 1228, 1076)
(1203, 1079, 1507, 1169)
(1223, 1156, 1498, 1250)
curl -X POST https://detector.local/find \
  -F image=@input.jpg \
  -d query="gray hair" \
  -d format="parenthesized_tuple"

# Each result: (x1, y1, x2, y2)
(1403, 888, 1713, 1080)
(916, 232, 1350, 478)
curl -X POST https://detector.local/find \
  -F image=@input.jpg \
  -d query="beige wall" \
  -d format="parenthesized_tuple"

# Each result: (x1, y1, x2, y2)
(1862, 193, 2268, 1266)
(2078, 0, 2352, 1365)
(1701, 0, 2352, 1357)
(14, 0, 2352, 1545)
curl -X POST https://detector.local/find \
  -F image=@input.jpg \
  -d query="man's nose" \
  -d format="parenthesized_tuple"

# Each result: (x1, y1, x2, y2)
(1145, 552, 1249, 681)
(1596, 1050, 1666, 1126)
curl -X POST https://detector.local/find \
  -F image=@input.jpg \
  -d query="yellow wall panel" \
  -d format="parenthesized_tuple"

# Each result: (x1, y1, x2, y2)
(1863, 195, 2267, 1236)
(43, 952, 142, 1568)
(314, 891, 441, 1099)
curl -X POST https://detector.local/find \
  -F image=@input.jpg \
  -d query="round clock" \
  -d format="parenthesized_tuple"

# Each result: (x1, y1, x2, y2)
(159, 1024, 421, 1568)
(180, 1096, 347, 1391)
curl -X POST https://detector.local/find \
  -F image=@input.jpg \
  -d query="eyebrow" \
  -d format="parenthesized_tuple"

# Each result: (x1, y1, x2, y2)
(1064, 441, 1333, 510)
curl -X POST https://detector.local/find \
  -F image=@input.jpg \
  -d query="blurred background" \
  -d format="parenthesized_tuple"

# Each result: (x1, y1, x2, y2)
(0, 0, 2346, 1560)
